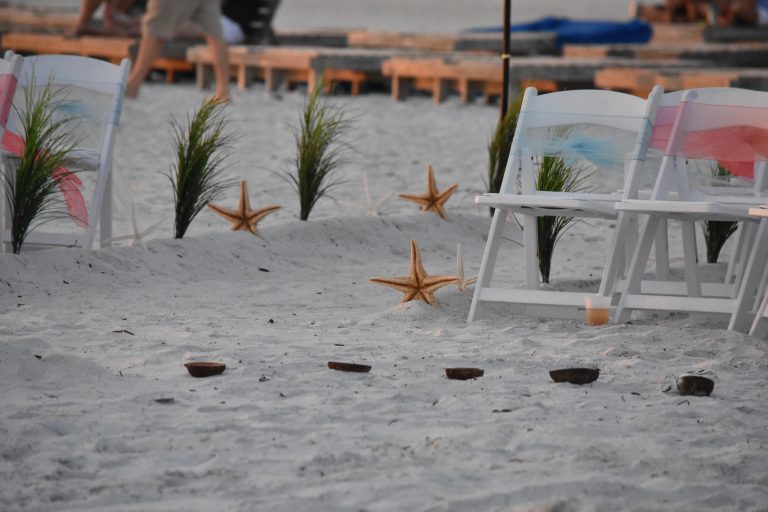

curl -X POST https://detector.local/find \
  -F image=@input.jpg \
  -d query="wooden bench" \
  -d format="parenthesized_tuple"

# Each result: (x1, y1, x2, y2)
(1, 32, 136, 63)
(595, 66, 768, 95)
(1, 32, 194, 82)
(188, 45, 394, 94)
(188, 45, 314, 91)
(381, 56, 505, 104)
(346, 30, 558, 56)
(564, 42, 768, 67)
(0, 7, 77, 33)
(508, 56, 704, 89)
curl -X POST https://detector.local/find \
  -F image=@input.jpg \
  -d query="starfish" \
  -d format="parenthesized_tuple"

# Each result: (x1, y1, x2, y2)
(455, 243, 478, 293)
(207, 180, 281, 236)
(370, 240, 458, 306)
(347, 170, 394, 216)
(398, 165, 458, 219)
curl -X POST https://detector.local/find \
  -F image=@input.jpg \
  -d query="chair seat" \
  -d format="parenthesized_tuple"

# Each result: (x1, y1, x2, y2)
(616, 199, 755, 221)
(475, 193, 618, 218)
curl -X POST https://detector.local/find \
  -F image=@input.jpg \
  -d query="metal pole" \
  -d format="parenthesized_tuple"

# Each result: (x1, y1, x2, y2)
(500, 0, 511, 121)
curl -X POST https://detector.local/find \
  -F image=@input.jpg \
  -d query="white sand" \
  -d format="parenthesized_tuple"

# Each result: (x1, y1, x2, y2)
(1, 81, 767, 511)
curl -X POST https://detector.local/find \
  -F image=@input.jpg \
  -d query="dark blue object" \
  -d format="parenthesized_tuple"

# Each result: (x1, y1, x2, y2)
(469, 17, 653, 46)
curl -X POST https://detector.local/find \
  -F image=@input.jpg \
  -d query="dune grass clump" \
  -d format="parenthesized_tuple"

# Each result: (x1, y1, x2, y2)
(535, 155, 589, 284)
(168, 98, 235, 239)
(2, 78, 79, 254)
(702, 164, 738, 263)
(287, 81, 351, 221)
(486, 90, 524, 215)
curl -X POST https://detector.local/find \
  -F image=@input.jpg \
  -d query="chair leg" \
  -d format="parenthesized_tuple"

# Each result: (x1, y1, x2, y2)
(598, 211, 631, 297)
(615, 215, 660, 323)
(725, 222, 744, 285)
(681, 219, 702, 298)
(733, 222, 757, 291)
(468, 209, 508, 322)
(100, 170, 113, 248)
(654, 219, 669, 281)
(730, 219, 768, 332)
(749, 291, 768, 338)
(523, 213, 539, 289)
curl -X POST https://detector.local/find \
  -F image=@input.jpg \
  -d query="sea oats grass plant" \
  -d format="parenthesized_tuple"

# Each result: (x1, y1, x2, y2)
(168, 98, 235, 239)
(702, 164, 738, 264)
(288, 80, 351, 221)
(535, 155, 589, 284)
(2, 78, 79, 254)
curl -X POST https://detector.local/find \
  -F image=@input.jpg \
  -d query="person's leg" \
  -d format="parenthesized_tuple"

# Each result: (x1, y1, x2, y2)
(125, 33, 165, 97)
(205, 34, 230, 102)
(69, 0, 106, 36)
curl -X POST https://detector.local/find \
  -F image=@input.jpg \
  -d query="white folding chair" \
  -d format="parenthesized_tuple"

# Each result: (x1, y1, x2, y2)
(1, 53, 130, 251)
(469, 86, 663, 321)
(739, 207, 768, 338)
(612, 88, 768, 330)
(0, 53, 23, 233)
(599, 87, 767, 303)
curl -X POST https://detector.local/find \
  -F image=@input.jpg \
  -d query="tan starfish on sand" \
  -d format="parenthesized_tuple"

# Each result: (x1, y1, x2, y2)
(398, 165, 458, 219)
(370, 240, 458, 306)
(455, 243, 478, 293)
(207, 180, 281, 236)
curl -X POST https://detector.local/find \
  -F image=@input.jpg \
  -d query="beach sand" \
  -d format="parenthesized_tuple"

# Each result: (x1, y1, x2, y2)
(1, 2, 768, 509)
(1, 79, 767, 511)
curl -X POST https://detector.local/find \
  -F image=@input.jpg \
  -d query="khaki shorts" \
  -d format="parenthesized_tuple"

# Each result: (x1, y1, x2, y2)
(143, 0, 223, 40)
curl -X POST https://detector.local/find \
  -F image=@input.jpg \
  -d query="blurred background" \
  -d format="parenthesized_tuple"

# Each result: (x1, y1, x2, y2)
(10, 0, 632, 31)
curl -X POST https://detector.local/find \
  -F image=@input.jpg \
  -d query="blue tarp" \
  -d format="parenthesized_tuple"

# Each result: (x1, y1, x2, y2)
(469, 17, 653, 46)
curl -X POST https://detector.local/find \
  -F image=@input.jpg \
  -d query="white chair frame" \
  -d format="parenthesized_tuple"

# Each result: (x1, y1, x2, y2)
(1, 52, 130, 251)
(610, 88, 768, 330)
(469, 86, 663, 322)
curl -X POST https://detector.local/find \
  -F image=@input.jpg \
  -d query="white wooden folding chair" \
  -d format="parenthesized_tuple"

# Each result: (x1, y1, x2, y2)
(469, 86, 663, 321)
(1, 53, 130, 251)
(0, 53, 23, 232)
(739, 207, 768, 338)
(598, 87, 767, 303)
(612, 88, 768, 330)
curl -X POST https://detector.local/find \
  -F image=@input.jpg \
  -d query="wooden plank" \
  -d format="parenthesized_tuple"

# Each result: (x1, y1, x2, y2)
(594, 67, 662, 95)
(276, 29, 351, 48)
(705, 26, 768, 43)
(0, 7, 77, 32)
(347, 31, 456, 52)
(650, 23, 704, 43)
(454, 32, 559, 56)
(382, 55, 502, 102)
(507, 56, 703, 86)
(595, 66, 768, 94)
(2, 32, 135, 60)
(565, 42, 768, 67)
